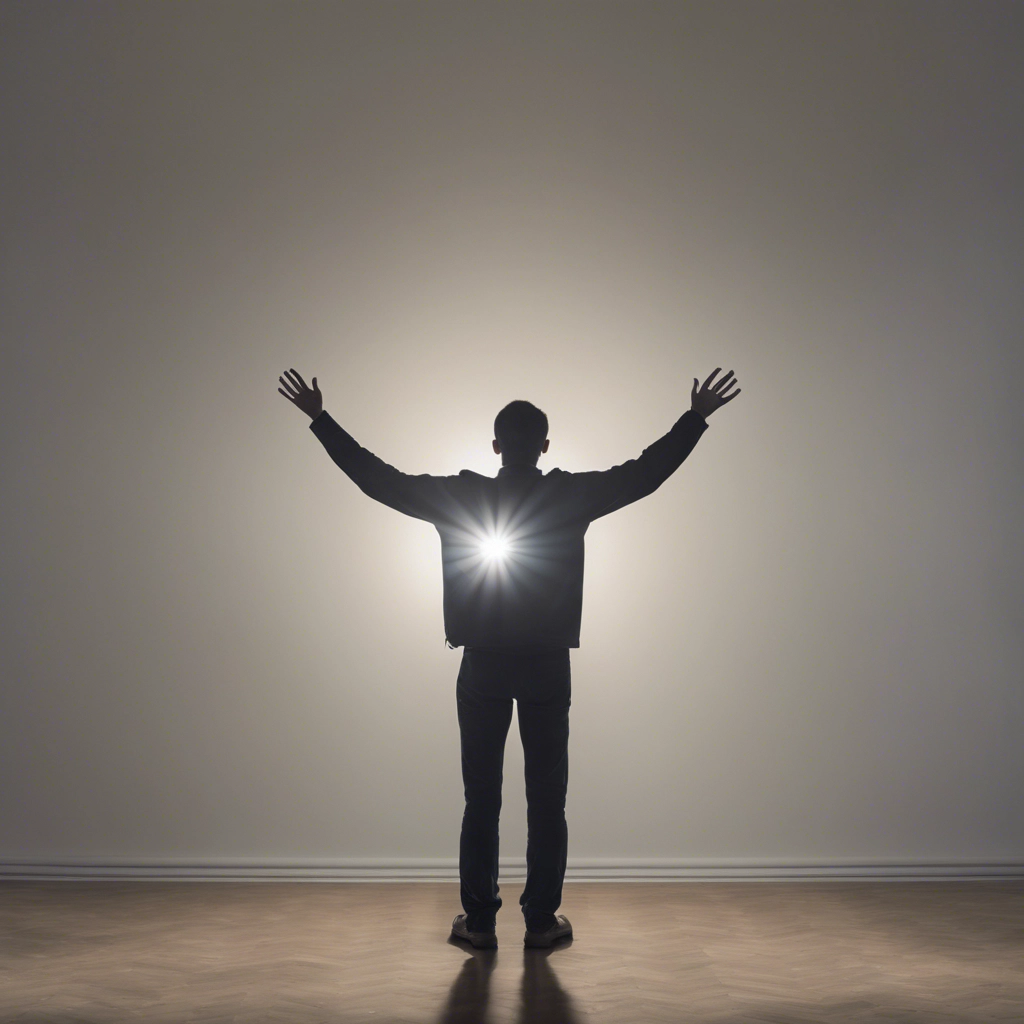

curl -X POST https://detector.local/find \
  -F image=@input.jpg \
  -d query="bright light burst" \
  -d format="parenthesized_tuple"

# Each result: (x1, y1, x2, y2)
(479, 535, 510, 562)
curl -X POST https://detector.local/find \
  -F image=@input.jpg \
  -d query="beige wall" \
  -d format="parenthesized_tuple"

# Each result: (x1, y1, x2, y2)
(2, 1, 1021, 869)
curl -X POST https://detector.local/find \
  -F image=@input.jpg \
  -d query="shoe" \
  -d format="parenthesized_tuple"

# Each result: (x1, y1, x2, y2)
(451, 914, 498, 949)
(524, 914, 573, 948)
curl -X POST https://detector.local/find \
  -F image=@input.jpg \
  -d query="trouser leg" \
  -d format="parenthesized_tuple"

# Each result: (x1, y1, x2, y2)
(516, 653, 571, 933)
(457, 658, 513, 933)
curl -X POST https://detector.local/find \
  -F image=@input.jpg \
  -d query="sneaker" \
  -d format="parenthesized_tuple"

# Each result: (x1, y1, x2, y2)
(523, 914, 573, 948)
(451, 914, 498, 949)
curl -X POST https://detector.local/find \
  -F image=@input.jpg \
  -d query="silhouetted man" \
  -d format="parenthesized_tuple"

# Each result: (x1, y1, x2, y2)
(279, 367, 740, 948)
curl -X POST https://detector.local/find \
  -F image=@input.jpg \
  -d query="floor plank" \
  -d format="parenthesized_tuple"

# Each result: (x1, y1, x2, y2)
(1, 881, 1021, 1022)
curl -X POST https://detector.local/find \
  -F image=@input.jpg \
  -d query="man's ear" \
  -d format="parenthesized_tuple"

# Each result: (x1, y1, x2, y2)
(542, 439, 550, 453)
(492, 439, 501, 455)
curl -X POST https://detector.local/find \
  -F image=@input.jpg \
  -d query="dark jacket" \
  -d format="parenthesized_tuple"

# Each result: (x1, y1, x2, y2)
(309, 409, 708, 648)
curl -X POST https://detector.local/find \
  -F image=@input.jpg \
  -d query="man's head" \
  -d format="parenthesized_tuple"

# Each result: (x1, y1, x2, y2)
(493, 400, 549, 466)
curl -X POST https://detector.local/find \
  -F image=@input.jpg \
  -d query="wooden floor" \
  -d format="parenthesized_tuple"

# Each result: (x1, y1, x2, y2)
(2, 881, 1022, 1023)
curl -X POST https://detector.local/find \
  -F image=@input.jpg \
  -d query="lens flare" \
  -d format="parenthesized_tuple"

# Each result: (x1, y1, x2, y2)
(480, 535, 509, 562)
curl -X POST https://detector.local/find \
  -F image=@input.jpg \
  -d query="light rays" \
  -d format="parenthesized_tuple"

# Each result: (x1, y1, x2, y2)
(479, 534, 510, 562)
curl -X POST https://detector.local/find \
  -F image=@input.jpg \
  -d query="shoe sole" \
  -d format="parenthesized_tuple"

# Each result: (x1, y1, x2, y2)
(451, 928, 497, 949)
(523, 927, 573, 948)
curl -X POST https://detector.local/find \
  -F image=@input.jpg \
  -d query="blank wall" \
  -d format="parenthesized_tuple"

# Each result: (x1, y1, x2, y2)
(2, 1, 1021, 872)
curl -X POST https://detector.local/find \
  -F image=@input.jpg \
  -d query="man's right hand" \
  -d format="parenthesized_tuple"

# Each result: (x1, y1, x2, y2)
(278, 368, 323, 420)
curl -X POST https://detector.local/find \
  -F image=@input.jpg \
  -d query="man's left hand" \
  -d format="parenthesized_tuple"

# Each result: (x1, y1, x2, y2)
(691, 368, 740, 419)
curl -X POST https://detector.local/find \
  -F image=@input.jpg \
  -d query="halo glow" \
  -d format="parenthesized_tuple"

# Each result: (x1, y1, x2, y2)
(480, 535, 510, 562)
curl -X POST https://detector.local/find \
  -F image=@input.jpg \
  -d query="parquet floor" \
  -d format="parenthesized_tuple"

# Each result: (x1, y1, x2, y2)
(1, 881, 1022, 1023)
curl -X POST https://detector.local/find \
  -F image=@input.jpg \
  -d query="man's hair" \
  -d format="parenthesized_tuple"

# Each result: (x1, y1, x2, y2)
(494, 400, 548, 461)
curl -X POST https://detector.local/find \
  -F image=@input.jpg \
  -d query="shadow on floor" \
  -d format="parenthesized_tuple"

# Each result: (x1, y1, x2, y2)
(438, 937, 581, 1024)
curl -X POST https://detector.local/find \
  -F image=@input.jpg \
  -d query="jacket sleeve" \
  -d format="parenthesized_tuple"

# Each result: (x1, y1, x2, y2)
(570, 409, 709, 521)
(309, 411, 458, 524)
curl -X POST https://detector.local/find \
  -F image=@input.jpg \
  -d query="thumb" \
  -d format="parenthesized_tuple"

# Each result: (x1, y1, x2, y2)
(312, 377, 318, 391)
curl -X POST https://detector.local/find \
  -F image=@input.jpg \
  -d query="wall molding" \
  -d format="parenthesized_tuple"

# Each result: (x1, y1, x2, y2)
(3, 857, 1022, 882)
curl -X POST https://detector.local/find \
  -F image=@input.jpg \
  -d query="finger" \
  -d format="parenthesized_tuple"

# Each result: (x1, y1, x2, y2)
(279, 375, 299, 396)
(283, 369, 305, 392)
(722, 388, 741, 402)
(720, 383, 740, 399)
(712, 370, 735, 392)
(290, 368, 309, 390)
(702, 367, 721, 389)
(278, 388, 297, 404)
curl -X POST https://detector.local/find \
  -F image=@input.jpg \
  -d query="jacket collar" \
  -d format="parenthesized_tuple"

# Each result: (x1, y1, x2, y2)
(497, 463, 543, 478)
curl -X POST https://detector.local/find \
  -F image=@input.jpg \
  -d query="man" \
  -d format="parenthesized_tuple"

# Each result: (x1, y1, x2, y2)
(279, 366, 740, 949)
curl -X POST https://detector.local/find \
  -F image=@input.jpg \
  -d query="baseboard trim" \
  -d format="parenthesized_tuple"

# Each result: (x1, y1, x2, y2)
(2, 858, 1022, 882)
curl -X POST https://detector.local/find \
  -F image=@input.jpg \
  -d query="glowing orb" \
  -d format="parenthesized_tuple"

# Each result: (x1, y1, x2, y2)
(480, 535, 510, 562)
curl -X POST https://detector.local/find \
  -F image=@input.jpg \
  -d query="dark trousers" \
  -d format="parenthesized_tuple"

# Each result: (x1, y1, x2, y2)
(456, 646, 571, 934)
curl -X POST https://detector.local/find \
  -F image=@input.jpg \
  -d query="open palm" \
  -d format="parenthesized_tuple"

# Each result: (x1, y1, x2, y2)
(691, 368, 740, 419)
(278, 368, 323, 420)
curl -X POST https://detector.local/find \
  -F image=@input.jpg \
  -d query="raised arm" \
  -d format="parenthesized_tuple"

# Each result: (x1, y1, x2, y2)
(278, 367, 323, 419)
(690, 366, 741, 422)
(574, 367, 740, 521)
(278, 368, 455, 523)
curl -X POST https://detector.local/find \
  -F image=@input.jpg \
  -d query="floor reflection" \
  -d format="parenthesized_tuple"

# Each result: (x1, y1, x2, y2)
(437, 939, 497, 1023)
(438, 937, 580, 1024)
(518, 944, 581, 1024)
